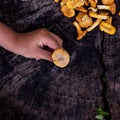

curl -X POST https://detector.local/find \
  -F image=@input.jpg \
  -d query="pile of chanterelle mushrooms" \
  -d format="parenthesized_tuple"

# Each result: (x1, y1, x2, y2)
(54, 0, 116, 40)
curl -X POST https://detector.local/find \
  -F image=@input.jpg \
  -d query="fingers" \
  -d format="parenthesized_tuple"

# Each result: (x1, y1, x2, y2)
(36, 48, 52, 61)
(35, 29, 64, 61)
(48, 31, 63, 46)
(43, 38, 61, 50)
(39, 29, 63, 50)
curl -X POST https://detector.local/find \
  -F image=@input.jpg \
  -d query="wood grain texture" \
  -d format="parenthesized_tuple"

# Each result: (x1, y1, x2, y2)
(0, 0, 120, 120)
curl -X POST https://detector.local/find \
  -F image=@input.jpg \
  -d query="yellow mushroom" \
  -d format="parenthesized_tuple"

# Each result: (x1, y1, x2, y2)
(76, 12, 93, 28)
(75, 6, 87, 12)
(89, 10, 108, 19)
(102, 0, 115, 5)
(99, 21, 116, 35)
(66, 0, 84, 9)
(52, 48, 70, 68)
(73, 21, 87, 40)
(61, 4, 75, 18)
(60, 0, 67, 7)
(106, 16, 112, 24)
(86, 18, 102, 32)
(97, 3, 116, 14)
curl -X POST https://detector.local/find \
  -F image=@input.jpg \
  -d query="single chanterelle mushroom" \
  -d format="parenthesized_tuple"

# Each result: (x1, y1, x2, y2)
(76, 12, 93, 28)
(86, 18, 102, 32)
(73, 21, 87, 40)
(97, 3, 116, 14)
(52, 48, 70, 68)
(102, 0, 115, 5)
(99, 21, 116, 35)
(89, 10, 108, 19)
(61, 4, 75, 18)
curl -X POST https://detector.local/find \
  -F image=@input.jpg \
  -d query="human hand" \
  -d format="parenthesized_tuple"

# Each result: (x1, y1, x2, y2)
(14, 28, 63, 61)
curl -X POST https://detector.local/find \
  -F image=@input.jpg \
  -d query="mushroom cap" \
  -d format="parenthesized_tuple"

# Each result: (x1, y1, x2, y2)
(61, 4, 75, 18)
(99, 21, 116, 35)
(102, 0, 114, 5)
(66, 0, 84, 9)
(52, 48, 70, 68)
(76, 12, 93, 28)
(110, 3, 116, 14)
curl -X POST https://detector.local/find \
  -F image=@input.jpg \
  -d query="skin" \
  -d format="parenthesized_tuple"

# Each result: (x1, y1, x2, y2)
(0, 22, 63, 61)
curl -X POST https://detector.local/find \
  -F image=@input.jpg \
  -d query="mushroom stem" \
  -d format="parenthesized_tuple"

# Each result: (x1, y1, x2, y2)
(86, 18, 102, 32)
(73, 21, 87, 40)
(106, 16, 112, 24)
(88, 7, 98, 12)
(75, 6, 87, 12)
(89, 10, 108, 19)
(97, 3, 116, 14)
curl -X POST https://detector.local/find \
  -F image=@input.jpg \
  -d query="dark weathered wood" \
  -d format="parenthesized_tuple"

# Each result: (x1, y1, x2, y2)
(103, 1, 120, 119)
(0, 0, 120, 120)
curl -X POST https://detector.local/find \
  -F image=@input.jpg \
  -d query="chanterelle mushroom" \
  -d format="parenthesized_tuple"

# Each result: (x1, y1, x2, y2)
(102, 0, 115, 5)
(76, 12, 93, 28)
(73, 21, 87, 40)
(52, 48, 70, 68)
(99, 21, 116, 35)
(61, 4, 75, 18)
(97, 3, 116, 14)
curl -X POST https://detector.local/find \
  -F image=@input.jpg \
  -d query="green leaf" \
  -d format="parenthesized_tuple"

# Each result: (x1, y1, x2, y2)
(96, 106, 109, 116)
(95, 115, 104, 120)
(98, 111, 109, 116)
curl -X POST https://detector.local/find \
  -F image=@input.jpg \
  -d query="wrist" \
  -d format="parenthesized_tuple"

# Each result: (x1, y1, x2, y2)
(0, 22, 18, 52)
